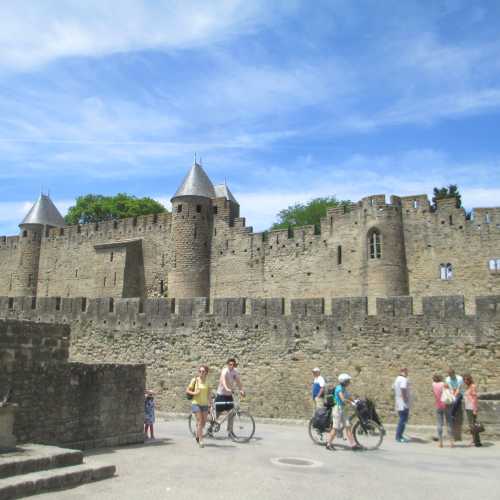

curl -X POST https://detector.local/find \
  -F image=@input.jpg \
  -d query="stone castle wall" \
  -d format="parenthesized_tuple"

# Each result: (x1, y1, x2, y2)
(1, 295, 499, 426)
(2, 194, 499, 310)
(0, 318, 145, 449)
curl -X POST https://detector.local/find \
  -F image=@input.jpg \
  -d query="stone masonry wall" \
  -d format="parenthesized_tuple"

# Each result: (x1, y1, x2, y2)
(1, 295, 499, 427)
(0, 318, 145, 449)
(1, 194, 499, 307)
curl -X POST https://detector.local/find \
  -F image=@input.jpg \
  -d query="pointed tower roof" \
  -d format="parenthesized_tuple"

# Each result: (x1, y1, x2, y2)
(20, 193, 65, 228)
(172, 162, 215, 200)
(214, 183, 238, 204)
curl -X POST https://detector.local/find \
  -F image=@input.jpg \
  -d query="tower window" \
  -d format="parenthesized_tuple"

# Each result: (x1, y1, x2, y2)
(213, 206, 218, 215)
(440, 263, 453, 280)
(28, 274, 33, 287)
(489, 259, 500, 273)
(368, 229, 381, 259)
(60, 228, 64, 236)
(160, 280, 164, 295)
(177, 204, 183, 213)
(22, 230, 27, 238)
(103, 277, 107, 287)
(196, 205, 202, 213)
(75, 269, 78, 278)
(413, 200, 419, 209)
(337, 245, 342, 265)
(110, 251, 114, 262)
(485, 213, 491, 224)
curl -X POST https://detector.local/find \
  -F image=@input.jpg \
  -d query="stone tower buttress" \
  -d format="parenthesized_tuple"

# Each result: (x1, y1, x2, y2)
(15, 194, 65, 297)
(169, 163, 214, 298)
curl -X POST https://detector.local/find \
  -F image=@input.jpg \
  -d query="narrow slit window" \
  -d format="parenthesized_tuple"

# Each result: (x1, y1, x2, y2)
(337, 245, 342, 265)
(369, 230, 381, 259)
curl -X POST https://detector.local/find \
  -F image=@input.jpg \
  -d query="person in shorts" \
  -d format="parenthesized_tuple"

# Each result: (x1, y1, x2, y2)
(186, 364, 211, 448)
(325, 373, 358, 450)
(215, 358, 244, 419)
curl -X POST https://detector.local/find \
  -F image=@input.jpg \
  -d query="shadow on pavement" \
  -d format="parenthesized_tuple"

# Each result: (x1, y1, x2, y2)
(84, 438, 174, 456)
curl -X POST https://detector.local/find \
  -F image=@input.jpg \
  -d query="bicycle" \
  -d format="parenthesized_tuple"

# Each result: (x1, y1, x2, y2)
(308, 398, 385, 450)
(188, 392, 256, 443)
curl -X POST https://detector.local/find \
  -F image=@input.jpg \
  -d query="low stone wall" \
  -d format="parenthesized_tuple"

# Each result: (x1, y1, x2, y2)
(479, 393, 500, 438)
(0, 319, 145, 449)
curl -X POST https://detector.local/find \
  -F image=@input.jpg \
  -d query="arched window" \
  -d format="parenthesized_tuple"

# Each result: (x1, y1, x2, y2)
(368, 229, 381, 259)
(440, 263, 453, 280)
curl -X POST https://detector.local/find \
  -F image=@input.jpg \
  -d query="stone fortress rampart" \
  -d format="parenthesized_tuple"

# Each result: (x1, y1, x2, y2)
(1, 162, 499, 427)
(1, 163, 499, 307)
(1, 294, 499, 425)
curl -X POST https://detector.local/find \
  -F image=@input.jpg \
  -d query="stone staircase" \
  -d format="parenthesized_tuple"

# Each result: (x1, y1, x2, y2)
(0, 444, 115, 499)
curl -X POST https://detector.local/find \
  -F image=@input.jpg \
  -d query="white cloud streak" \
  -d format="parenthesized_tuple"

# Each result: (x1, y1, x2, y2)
(0, 0, 278, 70)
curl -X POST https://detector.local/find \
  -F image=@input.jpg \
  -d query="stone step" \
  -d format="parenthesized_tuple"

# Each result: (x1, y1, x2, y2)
(0, 445, 83, 479)
(0, 462, 116, 500)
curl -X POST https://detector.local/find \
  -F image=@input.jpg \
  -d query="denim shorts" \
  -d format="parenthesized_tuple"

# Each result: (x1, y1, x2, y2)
(192, 404, 209, 413)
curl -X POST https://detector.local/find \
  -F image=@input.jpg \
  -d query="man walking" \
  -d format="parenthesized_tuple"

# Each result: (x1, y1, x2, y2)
(393, 367, 411, 443)
(311, 367, 326, 412)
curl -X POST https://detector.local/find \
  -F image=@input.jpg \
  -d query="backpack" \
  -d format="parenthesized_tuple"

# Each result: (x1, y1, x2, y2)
(186, 377, 197, 400)
(312, 406, 332, 431)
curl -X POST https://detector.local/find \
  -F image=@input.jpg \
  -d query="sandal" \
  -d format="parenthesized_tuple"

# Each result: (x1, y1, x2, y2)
(325, 443, 335, 451)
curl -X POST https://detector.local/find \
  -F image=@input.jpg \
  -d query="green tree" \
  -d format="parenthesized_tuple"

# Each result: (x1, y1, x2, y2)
(432, 184, 462, 209)
(270, 196, 351, 231)
(64, 193, 167, 225)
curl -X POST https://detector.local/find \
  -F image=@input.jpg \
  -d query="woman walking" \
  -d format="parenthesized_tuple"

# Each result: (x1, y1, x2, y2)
(463, 374, 482, 447)
(186, 365, 212, 448)
(431, 374, 454, 448)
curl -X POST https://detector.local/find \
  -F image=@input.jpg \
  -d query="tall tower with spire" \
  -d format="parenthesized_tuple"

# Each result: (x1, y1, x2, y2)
(169, 162, 215, 298)
(14, 193, 64, 296)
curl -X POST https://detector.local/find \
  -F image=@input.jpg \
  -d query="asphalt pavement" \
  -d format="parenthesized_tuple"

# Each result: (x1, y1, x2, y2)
(36, 417, 500, 500)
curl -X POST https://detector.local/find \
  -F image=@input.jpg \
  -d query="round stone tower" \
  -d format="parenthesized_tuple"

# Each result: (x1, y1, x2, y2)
(15, 193, 65, 296)
(360, 196, 409, 301)
(169, 162, 215, 298)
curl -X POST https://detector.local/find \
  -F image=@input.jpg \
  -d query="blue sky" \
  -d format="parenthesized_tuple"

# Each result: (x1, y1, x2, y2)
(1, 0, 500, 234)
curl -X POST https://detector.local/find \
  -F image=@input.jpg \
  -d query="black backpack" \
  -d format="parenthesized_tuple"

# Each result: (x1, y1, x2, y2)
(312, 406, 332, 431)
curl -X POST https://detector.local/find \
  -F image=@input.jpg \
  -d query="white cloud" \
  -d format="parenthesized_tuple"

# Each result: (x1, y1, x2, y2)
(0, 1, 278, 70)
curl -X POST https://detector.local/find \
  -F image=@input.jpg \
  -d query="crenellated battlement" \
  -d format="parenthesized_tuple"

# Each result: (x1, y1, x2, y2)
(0, 235, 20, 249)
(1, 295, 499, 328)
(43, 211, 172, 243)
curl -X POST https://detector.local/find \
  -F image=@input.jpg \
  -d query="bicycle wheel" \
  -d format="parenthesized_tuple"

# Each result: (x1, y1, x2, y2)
(229, 410, 255, 443)
(188, 414, 208, 438)
(353, 419, 384, 450)
(308, 418, 331, 445)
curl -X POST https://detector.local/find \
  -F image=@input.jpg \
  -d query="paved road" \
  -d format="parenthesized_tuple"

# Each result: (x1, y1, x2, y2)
(39, 418, 500, 500)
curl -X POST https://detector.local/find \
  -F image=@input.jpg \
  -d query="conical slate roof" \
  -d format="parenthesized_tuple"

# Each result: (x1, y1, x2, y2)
(214, 183, 238, 204)
(20, 194, 65, 228)
(172, 162, 215, 200)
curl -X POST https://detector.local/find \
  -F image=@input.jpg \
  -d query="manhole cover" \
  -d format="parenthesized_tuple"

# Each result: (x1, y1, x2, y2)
(270, 457, 323, 468)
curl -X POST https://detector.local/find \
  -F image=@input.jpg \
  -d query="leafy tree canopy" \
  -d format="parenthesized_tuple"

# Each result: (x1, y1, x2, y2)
(64, 193, 167, 225)
(270, 196, 351, 230)
(432, 184, 462, 208)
